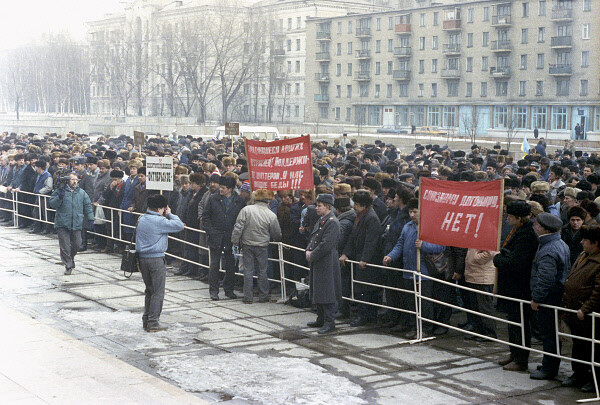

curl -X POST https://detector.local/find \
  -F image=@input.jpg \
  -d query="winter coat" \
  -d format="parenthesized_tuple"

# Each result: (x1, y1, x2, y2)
(307, 211, 342, 304)
(337, 209, 356, 253)
(184, 187, 206, 229)
(77, 170, 94, 199)
(92, 170, 111, 203)
(33, 171, 53, 195)
(202, 192, 246, 249)
(276, 200, 294, 245)
(372, 196, 387, 222)
(48, 186, 94, 231)
(387, 220, 446, 279)
(131, 182, 148, 214)
(562, 225, 583, 267)
(562, 251, 600, 319)
(231, 201, 282, 247)
(493, 221, 539, 299)
(120, 175, 140, 231)
(530, 232, 571, 304)
(465, 249, 498, 285)
(343, 207, 383, 291)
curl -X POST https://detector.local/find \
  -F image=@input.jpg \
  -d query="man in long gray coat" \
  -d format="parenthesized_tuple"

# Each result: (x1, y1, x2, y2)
(306, 193, 342, 334)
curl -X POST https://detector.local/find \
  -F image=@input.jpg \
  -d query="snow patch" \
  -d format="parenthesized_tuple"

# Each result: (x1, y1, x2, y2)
(154, 352, 366, 405)
(0, 269, 51, 294)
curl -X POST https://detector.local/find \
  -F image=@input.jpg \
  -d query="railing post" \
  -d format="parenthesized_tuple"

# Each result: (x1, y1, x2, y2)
(13, 191, 18, 228)
(278, 242, 286, 301)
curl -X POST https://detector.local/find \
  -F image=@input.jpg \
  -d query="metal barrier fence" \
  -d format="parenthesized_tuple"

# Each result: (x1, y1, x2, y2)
(1, 189, 600, 402)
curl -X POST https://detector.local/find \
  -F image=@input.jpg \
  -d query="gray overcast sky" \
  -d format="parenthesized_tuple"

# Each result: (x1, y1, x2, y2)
(0, 0, 124, 50)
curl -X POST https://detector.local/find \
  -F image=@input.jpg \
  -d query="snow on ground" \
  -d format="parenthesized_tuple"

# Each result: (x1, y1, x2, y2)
(57, 309, 202, 350)
(0, 269, 52, 294)
(154, 352, 366, 405)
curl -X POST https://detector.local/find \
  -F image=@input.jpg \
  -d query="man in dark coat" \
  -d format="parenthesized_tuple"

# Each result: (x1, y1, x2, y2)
(176, 173, 207, 277)
(306, 194, 342, 334)
(493, 201, 539, 372)
(340, 189, 382, 326)
(17, 153, 38, 228)
(562, 206, 586, 267)
(202, 175, 246, 300)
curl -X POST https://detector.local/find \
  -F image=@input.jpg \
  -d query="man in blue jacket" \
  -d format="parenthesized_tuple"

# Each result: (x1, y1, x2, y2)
(48, 173, 94, 275)
(136, 194, 184, 332)
(529, 212, 571, 380)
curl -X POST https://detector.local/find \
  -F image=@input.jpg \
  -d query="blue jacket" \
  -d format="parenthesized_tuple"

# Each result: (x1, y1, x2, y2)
(48, 186, 94, 230)
(136, 211, 184, 258)
(387, 220, 445, 278)
(530, 231, 571, 304)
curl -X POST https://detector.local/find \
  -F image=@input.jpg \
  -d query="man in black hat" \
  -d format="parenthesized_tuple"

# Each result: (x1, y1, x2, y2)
(202, 175, 246, 300)
(529, 213, 571, 380)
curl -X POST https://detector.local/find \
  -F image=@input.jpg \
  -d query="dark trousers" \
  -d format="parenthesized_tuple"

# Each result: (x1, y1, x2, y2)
(357, 290, 380, 320)
(384, 266, 403, 322)
(17, 193, 32, 226)
(317, 303, 337, 327)
(209, 244, 236, 296)
(505, 300, 532, 367)
(180, 229, 200, 274)
(57, 227, 81, 270)
(537, 306, 560, 373)
(139, 257, 166, 326)
(432, 275, 454, 326)
(339, 263, 352, 315)
(567, 317, 600, 379)
(464, 283, 496, 336)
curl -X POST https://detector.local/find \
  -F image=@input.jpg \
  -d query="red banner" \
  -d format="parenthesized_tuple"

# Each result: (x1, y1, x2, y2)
(418, 178, 504, 251)
(246, 135, 314, 190)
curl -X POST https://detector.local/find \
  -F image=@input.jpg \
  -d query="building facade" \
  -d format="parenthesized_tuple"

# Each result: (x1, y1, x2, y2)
(305, 0, 600, 140)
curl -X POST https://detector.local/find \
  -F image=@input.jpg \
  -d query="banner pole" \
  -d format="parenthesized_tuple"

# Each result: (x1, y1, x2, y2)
(417, 177, 423, 340)
(494, 179, 505, 294)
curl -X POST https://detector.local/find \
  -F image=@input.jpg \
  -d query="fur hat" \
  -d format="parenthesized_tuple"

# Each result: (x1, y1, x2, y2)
(110, 169, 124, 178)
(564, 187, 580, 199)
(222, 156, 236, 166)
(97, 159, 111, 169)
(334, 183, 351, 195)
(316, 193, 334, 206)
(254, 189, 274, 201)
(567, 206, 588, 220)
(128, 159, 143, 169)
(219, 175, 236, 189)
(137, 167, 146, 175)
(175, 165, 189, 175)
(530, 181, 550, 193)
(506, 200, 531, 217)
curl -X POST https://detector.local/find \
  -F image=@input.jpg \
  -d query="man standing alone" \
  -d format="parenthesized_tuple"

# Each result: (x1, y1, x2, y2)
(136, 194, 184, 332)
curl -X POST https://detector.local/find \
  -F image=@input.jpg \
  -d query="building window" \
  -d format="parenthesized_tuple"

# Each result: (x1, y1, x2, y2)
(295, 105, 300, 117)
(360, 84, 368, 97)
(584, 0, 591, 12)
(347, 85, 352, 98)
(467, 33, 473, 48)
(386, 84, 392, 98)
(376, 17, 381, 31)
(514, 105, 528, 128)
(557, 79, 570, 96)
(387, 61, 393, 74)
(388, 39, 393, 52)
(552, 106, 568, 129)
(420, 13, 425, 27)
(428, 106, 440, 125)
(335, 107, 340, 120)
(419, 37, 425, 50)
(494, 106, 509, 128)
(466, 82, 473, 97)
(418, 83, 424, 97)
(539, 1, 546, 16)
(388, 16, 394, 30)
(431, 83, 437, 97)
(319, 106, 328, 119)
(536, 80, 544, 96)
(483, 7, 490, 21)
(374, 84, 380, 98)
(375, 62, 381, 75)
(295, 83, 300, 95)
(432, 59, 438, 73)
(337, 22, 342, 34)
(482, 32, 489, 47)
(581, 80, 589, 96)
(347, 63, 352, 76)
(496, 81, 508, 96)
(419, 60, 425, 74)
(288, 18, 292, 30)
(537, 53, 544, 69)
(532, 106, 547, 129)
(336, 64, 341, 76)
(582, 51, 589, 67)
(295, 61, 300, 73)
(348, 21, 353, 34)
(432, 36, 438, 50)
(346, 107, 351, 122)
(466, 57, 473, 72)
(447, 82, 458, 97)
(347, 42, 352, 55)
(336, 85, 341, 98)
(520, 55, 527, 69)
(376, 40, 381, 53)
(523, 2, 529, 17)
(287, 40, 292, 51)
(482, 56, 488, 71)
(399, 83, 408, 97)
(519, 81, 527, 96)
(336, 43, 342, 56)
(481, 82, 487, 97)
(433, 12, 439, 26)
(538, 27, 545, 42)
(467, 8, 474, 23)
(521, 28, 528, 44)
(296, 39, 301, 51)
(443, 106, 456, 127)
(583, 24, 590, 40)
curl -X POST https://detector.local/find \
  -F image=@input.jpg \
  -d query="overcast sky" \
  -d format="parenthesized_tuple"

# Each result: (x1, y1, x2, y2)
(0, 0, 124, 50)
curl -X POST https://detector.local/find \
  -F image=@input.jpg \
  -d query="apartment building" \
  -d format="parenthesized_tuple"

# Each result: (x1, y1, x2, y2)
(305, 0, 600, 140)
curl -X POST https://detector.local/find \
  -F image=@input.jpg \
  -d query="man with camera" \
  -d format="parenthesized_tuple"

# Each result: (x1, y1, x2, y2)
(48, 172, 94, 275)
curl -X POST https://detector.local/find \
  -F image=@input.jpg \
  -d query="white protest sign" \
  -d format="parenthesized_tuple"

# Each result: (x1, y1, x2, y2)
(146, 156, 173, 191)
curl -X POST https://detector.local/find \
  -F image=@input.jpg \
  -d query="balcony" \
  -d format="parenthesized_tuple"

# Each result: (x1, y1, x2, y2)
(355, 27, 371, 37)
(270, 48, 285, 56)
(393, 46, 412, 57)
(354, 71, 371, 81)
(549, 64, 573, 76)
(443, 19, 462, 31)
(552, 7, 573, 21)
(491, 40, 512, 52)
(441, 68, 461, 78)
(551, 36, 572, 48)
(314, 73, 330, 81)
(315, 51, 330, 61)
(314, 94, 329, 102)
(395, 23, 412, 34)
(316, 31, 331, 40)
(443, 43, 461, 55)
(393, 69, 411, 80)
(355, 49, 371, 59)
(491, 15, 512, 27)
(490, 67, 511, 78)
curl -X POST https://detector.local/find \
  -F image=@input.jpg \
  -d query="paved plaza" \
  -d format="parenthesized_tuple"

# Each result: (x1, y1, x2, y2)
(0, 225, 596, 404)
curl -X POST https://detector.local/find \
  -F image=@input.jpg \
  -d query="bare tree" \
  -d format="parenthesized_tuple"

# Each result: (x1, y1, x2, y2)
(461, 108, 481, 145)
(505, 115, 520, 152)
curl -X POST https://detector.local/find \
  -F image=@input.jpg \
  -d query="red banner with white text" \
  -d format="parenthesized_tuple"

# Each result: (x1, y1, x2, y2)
(246, 136, 314, 191)
(418, 178, 504, 251)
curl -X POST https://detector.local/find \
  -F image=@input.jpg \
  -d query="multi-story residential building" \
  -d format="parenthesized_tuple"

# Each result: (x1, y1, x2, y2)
(306, 0, 600, 140)
(86, 0, 391, 124)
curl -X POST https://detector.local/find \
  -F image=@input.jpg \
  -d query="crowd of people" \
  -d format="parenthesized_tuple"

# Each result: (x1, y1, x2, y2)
(0, 131, 599, 392)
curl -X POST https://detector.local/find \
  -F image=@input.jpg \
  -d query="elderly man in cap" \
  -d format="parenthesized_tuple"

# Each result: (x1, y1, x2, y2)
(231, 189, 281, 304)
(203, 175, 246, 300)
(306, 193, 342, 334)
(529, 212, 571, 380)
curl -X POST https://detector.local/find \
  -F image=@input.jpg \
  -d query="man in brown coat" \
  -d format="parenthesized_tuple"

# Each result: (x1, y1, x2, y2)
(562, 224, 600, 393)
